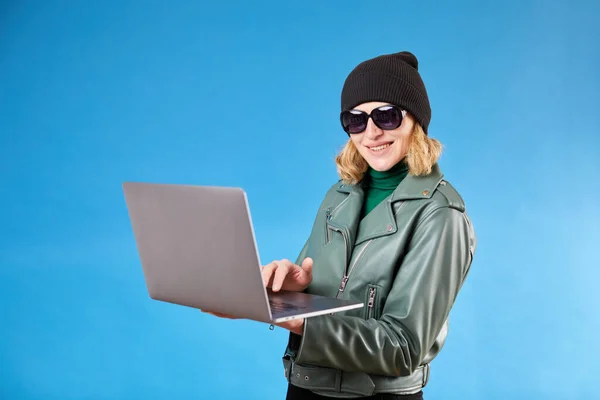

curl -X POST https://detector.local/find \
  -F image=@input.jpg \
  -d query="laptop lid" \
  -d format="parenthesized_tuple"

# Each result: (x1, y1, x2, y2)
(122, 182, 275, 323)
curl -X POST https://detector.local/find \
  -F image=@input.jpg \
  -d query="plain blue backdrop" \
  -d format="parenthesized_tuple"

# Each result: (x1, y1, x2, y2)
(1, 1, 599, 399)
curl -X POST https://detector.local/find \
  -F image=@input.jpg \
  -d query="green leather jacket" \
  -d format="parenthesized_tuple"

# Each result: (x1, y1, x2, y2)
(282, 164, 476, 398)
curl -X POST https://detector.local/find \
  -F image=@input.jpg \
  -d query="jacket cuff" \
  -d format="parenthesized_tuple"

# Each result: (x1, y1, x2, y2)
(295, 315, 324, 364)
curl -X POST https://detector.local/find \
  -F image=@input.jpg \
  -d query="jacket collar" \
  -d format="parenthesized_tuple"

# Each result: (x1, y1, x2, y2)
(336, 163, 444, 201)
(333, 164, 444, 245)
(390, 163, 444, 201)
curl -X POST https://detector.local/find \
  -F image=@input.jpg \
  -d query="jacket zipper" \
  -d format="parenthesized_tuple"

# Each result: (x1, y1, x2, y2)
(335, 240, 373, 298)
(324, 208, 332, 243)
(326, 199, 404, 307)
(326, 225, 350, 299)
(367, 287, 377, 319)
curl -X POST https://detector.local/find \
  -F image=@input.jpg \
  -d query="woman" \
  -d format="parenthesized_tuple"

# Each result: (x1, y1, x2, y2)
(210, 51, 476, 399)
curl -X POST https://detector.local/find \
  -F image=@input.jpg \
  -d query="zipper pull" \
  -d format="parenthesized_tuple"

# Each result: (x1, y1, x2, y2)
(368, 287, 376, 308)
(367, 287, 377, 319)
(338, 276, 349, 293)
(325, 208, 332, 221)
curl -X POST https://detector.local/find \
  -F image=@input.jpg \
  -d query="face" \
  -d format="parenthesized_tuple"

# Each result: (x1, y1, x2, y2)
(348, 102, 414, 172)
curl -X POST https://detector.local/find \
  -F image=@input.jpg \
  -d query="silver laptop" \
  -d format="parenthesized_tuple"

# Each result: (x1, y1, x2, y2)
(122, 182, 363, 324)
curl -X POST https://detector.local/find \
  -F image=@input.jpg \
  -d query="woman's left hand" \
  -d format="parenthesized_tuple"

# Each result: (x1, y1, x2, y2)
(200, 310, 305, 335)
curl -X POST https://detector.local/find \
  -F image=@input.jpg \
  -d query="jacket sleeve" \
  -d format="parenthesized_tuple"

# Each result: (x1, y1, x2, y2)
(293, 205, 475, 376)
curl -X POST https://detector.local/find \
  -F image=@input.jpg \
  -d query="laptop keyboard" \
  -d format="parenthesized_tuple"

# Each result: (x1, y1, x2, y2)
(269, 298, 308, 313)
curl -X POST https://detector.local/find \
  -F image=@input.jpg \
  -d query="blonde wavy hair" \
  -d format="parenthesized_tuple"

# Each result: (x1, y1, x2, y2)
(335, 123, 442, 185)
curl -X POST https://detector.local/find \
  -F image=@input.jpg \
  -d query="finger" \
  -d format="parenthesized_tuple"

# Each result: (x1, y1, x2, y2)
(272, 260, 292, 292)
(209, 311, 237, 319)
(201, 309, 227, 317)
(262, 262, 278, 287)
(301, 257, 313, 275)
(202, 310, 217, 316)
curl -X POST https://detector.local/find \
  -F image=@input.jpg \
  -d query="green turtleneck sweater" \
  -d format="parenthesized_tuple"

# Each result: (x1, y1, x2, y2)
(361, 160, 409, 218)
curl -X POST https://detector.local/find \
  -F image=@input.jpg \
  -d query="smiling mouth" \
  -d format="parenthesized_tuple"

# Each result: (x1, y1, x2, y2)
(368, 143, 393, 152)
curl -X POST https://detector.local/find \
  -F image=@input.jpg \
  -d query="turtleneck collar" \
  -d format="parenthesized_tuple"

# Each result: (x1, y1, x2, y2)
(363, 159, 409, 190)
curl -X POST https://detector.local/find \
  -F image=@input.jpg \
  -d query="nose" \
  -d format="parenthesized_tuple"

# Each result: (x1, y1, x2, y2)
(364, 117, 383, 140)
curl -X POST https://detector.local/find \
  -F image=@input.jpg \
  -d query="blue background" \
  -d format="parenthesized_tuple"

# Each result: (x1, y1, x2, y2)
(1, 1, 599, 399)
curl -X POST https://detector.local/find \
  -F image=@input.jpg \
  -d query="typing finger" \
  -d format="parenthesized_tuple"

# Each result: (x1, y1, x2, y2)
(271, 261, 291, 292)
(262, 262, 277, 287)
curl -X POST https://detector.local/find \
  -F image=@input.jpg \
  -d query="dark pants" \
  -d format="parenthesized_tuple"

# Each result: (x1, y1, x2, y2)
(285, 383, 424, 400)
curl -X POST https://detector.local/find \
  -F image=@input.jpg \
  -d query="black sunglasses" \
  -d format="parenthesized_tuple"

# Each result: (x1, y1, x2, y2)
(340, 105, 407, 135)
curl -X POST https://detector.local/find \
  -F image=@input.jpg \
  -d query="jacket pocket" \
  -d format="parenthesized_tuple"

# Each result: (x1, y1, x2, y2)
(364, 284, 382, 320)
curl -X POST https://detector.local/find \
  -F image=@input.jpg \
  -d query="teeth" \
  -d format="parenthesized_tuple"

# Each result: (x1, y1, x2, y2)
(370, 143, 391, 151)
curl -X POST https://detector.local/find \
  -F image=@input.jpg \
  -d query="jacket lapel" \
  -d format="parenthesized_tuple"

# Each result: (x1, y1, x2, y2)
(328, 182, 364, 253)
(354, 164, 444, 245)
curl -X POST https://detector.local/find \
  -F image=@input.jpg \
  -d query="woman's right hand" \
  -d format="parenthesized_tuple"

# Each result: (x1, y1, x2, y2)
(262, 257, 313, 292)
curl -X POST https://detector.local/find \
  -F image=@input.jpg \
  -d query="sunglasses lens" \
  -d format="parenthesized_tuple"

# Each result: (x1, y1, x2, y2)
(341, 111, 368, 134)
(372, 106, 402, 130)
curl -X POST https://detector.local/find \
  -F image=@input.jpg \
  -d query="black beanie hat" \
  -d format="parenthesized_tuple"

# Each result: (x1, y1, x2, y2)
(341, 51, 431, 133)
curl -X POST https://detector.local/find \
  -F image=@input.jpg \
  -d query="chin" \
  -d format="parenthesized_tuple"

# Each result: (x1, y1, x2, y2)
(366, 159, 396, 172)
